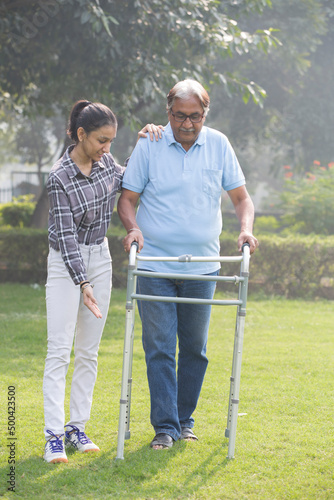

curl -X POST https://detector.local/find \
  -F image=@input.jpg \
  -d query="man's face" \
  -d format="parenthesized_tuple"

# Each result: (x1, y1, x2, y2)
(168, 96, 205, 151)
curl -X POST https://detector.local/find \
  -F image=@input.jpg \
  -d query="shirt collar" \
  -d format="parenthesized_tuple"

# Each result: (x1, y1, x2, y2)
(63, 145, 106, 179)
(164, 122, 207, 148)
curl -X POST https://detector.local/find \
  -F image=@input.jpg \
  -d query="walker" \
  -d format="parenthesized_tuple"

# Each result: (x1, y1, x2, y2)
(116, 242, 250, 460)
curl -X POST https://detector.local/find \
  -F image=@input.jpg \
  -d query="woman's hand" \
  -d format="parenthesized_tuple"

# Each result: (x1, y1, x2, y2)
(82, 285, 102, 319)
(137, 124, 164, 142)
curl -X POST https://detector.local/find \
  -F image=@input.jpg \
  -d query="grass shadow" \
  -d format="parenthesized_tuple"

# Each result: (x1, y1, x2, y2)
(0, 439, 233, 499)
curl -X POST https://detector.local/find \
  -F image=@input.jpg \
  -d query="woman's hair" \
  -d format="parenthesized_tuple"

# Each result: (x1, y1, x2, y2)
(67, 100, 117, 142)
(166, 79, 210, 116)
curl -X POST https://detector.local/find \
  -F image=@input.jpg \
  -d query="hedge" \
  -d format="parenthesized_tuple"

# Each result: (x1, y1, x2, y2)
(0, 228, 333, 299)
(246, 234, 334, 299)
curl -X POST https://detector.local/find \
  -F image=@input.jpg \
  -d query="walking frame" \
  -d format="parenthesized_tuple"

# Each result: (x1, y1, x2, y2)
(116, 242, 251, 460)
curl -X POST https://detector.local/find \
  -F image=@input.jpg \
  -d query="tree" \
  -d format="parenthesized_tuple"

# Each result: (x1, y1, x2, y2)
(274, 13, 334, 171)
(208, 0, 333, 183)
(1, 0, 282, 226)
(277, 162, 334, 235)
(1, 0, 280, 124)
(15, 115, 63, 191)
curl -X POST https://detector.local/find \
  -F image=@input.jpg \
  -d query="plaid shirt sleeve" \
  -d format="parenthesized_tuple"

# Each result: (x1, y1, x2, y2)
(114, 161, 126, 190)
(47, 174, 88, 285)
(47, 149, 126, 285)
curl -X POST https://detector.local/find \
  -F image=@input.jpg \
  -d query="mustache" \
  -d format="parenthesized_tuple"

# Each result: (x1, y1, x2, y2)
(179, 127, 195, 132)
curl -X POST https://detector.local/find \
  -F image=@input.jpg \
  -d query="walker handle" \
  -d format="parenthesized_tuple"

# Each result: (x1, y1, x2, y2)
(242, 242, 250, 252)
(131, 241, 139, 252)
(129, 241, 139, 266)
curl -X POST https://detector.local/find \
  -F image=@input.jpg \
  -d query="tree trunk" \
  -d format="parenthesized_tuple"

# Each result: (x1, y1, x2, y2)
(30, 185, 49, 228)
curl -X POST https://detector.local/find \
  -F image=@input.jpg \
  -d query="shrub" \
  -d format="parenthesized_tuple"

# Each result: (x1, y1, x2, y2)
(0, 195, 36, 228)
(278, 162, 334, 235)
(0, 229, 333, 299)
(253, 215, 281, 234)
(249, 234, 334, 299)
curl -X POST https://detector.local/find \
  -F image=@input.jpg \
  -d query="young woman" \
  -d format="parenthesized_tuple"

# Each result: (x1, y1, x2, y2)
(43, 100, 162, 463)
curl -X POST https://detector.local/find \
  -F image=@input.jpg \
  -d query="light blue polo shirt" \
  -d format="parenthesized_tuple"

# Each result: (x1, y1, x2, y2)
(122, 122, 245, 274)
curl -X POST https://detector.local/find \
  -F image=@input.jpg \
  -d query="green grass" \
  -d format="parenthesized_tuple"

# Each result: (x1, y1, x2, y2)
(0, 284, 333, 499)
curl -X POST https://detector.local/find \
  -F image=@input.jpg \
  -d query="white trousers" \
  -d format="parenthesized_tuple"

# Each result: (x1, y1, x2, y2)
(43, 238, 112, 438)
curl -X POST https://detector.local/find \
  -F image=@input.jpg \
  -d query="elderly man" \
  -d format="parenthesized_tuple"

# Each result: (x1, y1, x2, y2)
(117, 79, 258, 450)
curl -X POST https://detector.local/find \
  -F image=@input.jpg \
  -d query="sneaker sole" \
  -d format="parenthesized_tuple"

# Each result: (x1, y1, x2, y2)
(46, 457, 68, 464)
(65, 442, 100, 453)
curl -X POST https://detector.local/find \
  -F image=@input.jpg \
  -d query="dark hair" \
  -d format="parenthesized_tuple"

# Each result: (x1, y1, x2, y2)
(166, 79, 210, 116)
(67, 100, 117, 142)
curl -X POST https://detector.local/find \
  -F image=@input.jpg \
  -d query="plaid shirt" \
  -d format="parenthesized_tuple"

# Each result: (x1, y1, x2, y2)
(47, 145, 125, 285)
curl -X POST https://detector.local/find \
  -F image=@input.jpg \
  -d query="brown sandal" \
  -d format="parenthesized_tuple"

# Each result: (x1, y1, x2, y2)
(180, 427, 198, 440)
(150, 433, 174, 449)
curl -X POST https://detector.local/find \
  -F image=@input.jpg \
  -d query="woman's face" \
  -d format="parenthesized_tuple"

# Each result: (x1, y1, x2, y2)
(79, 125, 117, 162)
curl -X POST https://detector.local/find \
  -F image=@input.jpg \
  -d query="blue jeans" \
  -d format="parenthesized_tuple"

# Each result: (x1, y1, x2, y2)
(137, 271, 218, 441)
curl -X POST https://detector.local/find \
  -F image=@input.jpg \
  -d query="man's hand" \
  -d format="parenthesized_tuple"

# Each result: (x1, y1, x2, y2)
(122, 228, 144, 253)
(117, 189, 143, 253)
(227, 186, 258, 255)
(237, 230, 259, 254)
(137, 124, 164, 142)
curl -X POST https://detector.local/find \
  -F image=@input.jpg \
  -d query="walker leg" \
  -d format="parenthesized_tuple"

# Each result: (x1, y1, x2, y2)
(116, 306, 135, 459)
(225, 244, 250, 459)
(226, 312, 246, 459)
(116, 246, 137, 460)
(124, 306, 135, 440)
(225, 318, 239, 439)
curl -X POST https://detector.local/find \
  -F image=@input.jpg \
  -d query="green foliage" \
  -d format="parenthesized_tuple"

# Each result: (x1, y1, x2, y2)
(218, 233, 334, 299)
(0, 228, 126, 286)
(209, 0, 333, 180)
(0, 195, 36, 228)
(278, 162, 334, 235)
(0, 227, 48, 283)
(15, 114, 64, 169)
(249, 234, 334, 299)
(1, 229, 333, 299)
(253, 215, 281, 234)
(0, 0, 281, 129)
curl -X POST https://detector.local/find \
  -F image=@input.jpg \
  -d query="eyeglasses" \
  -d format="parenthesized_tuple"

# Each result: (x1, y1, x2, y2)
(170, 109, 205, 123)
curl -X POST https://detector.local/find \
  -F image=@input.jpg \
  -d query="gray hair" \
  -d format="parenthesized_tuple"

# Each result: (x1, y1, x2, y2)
(166, 79, 210, 116)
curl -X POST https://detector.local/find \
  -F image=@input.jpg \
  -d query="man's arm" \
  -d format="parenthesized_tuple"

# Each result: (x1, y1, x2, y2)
(117, 188, 144, 252)
(227, 185, 259, 254)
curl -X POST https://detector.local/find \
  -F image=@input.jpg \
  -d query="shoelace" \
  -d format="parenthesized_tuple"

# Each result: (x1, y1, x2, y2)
(66, 425, 92, 444)
(46, 430, 64, 453)
(77, 431, 92, 444)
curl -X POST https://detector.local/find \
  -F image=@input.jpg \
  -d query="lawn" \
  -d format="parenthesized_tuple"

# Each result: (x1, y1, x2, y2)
(0, 283, 333, 499)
